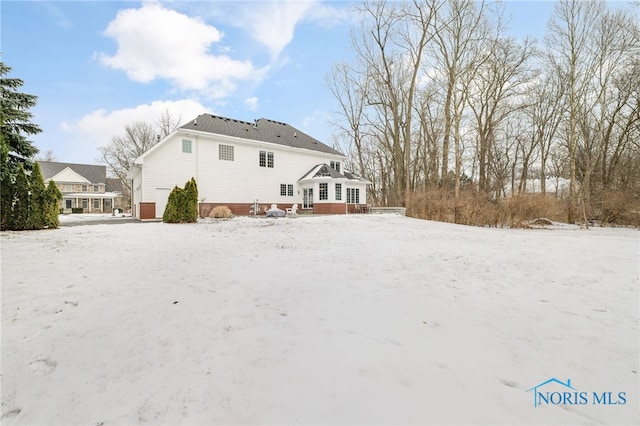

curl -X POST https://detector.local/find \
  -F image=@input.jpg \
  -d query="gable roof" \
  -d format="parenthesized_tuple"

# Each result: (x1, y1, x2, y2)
(38, 161, 106, 184)
(50, 167, 91, 184)
(298, 163, 370, 183)
(179, 114, 344, 156)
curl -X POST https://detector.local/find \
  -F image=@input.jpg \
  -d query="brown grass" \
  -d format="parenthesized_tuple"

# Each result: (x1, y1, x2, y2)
(409, 190, 566, 228)
(209, 206, 233, 219)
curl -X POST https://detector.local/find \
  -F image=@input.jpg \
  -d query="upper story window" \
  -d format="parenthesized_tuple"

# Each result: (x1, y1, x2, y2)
(319, 183, 328, 200)
(219, 144, 234, 161)
(182, 139, 192, 153)
(82, 185, 88, 192)
(259, 150, 274, 168)
(330, 161, 341, 173)
(93, 185, 99, 192)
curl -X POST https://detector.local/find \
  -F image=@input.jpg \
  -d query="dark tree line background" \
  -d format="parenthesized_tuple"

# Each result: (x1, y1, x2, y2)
(328, 0, 639, 226)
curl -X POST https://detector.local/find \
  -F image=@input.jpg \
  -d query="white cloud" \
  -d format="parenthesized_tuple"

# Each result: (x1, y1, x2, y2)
(61, 99, 208, 149)
(195, 1, 316, 61)
(96, 2, 266, 98)
(244, 96, 259, 111)
(242, 2, 315, 59)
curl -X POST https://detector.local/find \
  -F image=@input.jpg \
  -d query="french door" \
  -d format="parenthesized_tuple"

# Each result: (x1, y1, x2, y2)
(303, 188, 313, 209)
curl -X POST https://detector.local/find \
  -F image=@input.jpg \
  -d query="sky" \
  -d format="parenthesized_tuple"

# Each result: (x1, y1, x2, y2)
(2, 0, 558, 165)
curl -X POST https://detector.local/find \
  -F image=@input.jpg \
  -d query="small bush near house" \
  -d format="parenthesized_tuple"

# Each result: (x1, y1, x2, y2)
(209, 206, 233, 219)
(163, 178, 198, 223)
(71, 208, 83, 214)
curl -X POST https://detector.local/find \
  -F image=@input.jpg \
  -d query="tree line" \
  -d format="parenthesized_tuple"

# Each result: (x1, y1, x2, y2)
(328, 0, 639, 226)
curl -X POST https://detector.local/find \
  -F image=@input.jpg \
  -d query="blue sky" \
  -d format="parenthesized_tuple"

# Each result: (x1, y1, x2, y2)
(2, 1, 556, 165)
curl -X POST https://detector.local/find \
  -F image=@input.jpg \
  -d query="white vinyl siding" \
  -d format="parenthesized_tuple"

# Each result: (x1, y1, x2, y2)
(133, 130, 350, 217)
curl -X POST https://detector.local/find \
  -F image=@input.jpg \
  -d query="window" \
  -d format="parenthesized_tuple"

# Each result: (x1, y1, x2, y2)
(82, 185, 88, 192)
(330, 161, 341, 173)
(105, 199, 112, 209)
(259, 150, 274, 168)
(65, 199, 72, 209)
(93, 199, 100, 209)
(81, 199, 88, 209)
(93, 185, 99, 192)
(347, 188, 360, 204)
(335, 183, 342, 201)
(319, 183, 328, 200)
(219, 144, 234, 161)
(280, 184, 294, 196)
(182, 139, 192, 153)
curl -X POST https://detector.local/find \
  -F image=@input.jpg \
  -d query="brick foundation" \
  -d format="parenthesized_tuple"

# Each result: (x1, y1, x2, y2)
(198, 202, 368, 217)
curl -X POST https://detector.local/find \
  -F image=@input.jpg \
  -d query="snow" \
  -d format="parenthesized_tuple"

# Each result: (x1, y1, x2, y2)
(2, 214, 638, 425)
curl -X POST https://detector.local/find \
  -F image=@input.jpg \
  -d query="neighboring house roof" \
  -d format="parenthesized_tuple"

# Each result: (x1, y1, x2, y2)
(105, 178, 123, 193)
(179, 114, 345, 156)
(299, 164, 371, 183)
(38, 161, 106, 184)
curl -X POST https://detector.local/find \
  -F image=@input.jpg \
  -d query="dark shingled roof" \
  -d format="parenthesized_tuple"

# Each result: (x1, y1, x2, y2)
(106, 178, 123, 193)
(38, 161, 106, 184)
(179, 114, 344, 156)
(298, 163, 369, 183)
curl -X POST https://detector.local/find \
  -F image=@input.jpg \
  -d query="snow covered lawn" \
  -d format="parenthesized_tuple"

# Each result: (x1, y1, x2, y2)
(2, 215, 638, 425)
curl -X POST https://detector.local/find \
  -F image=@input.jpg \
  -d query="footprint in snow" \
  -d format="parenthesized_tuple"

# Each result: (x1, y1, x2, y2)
(29, 358, 57, 376)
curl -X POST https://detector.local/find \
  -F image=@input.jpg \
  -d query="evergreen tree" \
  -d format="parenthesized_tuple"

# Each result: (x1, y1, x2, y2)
(163, 186, 183, 223)
(28, 162, 46, 229)
(43, 180, 62, 228)
(13, 163, 29, 230)
(1, 61, 42, 230)
(0, 61, 41, 167)
(184, 177, 199, 222)
(0, 134, 14, 230)
(162, 178, 198, 223)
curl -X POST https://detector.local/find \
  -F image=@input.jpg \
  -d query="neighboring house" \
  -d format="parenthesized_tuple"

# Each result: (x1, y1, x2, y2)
(127, 114, 370, 219)
(105, 178, 127, 211)
(38, 161, 121, 213)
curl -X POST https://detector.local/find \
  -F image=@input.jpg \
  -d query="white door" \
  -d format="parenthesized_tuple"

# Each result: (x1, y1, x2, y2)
(155, 188, 171, 218)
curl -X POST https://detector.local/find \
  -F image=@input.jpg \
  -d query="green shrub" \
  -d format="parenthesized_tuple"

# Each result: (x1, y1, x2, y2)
(163, 178, 198, 223)
(27, 162, 46, 229)
(44, 180, 62, 228)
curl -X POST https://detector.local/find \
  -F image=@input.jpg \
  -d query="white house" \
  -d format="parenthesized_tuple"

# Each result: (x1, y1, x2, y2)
(127, 114, 370, 219)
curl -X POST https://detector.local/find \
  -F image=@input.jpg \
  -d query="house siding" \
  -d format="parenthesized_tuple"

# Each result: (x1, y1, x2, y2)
(135, 131, 346, 218)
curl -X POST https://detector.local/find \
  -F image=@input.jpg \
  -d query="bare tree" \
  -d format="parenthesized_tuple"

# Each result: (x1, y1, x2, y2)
(98, 110, 181, 208)
(35, 150, 56, 162)
(545, 0, 607, 223)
